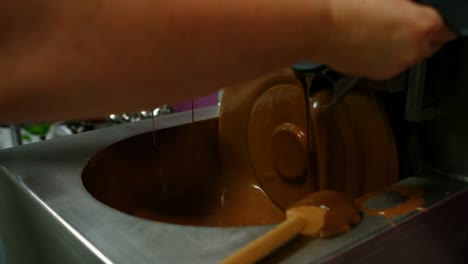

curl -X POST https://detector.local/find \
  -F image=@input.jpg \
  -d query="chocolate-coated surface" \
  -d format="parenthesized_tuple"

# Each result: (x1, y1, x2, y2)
(293, 191, 361, 238)
(226, 68, 400, 209)
(357, 185, 424, 219)
(248, 83, 314, 208)
(218, 69, 305, 213)
(309, 87, 401, 195)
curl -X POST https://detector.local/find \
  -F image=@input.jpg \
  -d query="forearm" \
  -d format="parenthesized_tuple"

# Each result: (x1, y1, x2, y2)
(0, 0, 331, 122)
(144, 0, 331, 88)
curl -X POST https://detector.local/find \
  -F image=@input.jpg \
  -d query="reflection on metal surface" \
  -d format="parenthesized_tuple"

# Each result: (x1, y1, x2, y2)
(25, 186, 113, 264)
(9, 125, 22, 147)
(108, 106, 174, 124)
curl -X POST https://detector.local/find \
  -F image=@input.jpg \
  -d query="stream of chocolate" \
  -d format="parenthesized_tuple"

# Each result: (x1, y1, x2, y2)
(151, 110, 156, 148)
(191, 99, 195, 123)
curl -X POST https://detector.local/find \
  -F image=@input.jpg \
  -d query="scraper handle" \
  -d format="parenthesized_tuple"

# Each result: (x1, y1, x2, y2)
(221, 216, 303, 264)
(222, 206, 326, 264)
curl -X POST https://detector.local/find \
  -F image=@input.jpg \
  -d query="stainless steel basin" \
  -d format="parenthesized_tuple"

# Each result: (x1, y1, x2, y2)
(0, 106, 467, 264)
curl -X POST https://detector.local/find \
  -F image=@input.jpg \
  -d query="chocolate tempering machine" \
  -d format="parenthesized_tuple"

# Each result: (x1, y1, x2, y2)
(2, 10, 468, 264)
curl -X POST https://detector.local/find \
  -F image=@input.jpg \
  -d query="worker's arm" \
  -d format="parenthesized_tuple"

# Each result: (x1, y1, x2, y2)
(0, 0, 455, 122)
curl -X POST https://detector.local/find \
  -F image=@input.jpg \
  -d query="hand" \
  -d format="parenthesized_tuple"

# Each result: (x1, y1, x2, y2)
(320, 0, 457, 79)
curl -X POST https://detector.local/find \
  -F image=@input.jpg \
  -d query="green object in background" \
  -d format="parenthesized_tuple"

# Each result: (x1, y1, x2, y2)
(23, 124, 51, 136)
(21, 124, 51, 143)
(22, 134, 32, 143)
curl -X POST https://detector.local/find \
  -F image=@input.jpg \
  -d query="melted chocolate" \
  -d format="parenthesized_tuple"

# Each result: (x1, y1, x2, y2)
(357, 185, 425, 223)
(292, 191, 361, 237)
(82, 68, 399, 231)
(248, 83, 314, 209)
(151, 111, 156, 148)
(241, 69, 399, 209)
(82, 119, 284, 227)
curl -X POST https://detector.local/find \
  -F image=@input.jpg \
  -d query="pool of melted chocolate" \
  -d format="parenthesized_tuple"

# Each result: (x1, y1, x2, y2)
(356, 185, 425, 226)
(82, 118, 285, 227)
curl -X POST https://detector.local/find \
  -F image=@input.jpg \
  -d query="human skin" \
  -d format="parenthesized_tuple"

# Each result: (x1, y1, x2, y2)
(0, 0, 456, 122)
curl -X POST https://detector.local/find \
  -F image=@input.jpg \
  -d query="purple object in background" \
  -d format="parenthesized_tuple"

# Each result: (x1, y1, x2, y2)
(172, 93, 219, 112)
